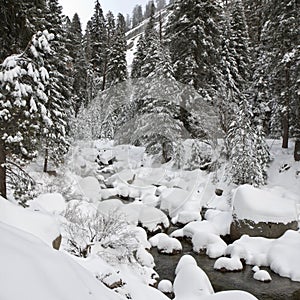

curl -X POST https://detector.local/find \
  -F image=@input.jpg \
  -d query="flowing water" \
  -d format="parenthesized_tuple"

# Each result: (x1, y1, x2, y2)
(150, 239, 300, 300)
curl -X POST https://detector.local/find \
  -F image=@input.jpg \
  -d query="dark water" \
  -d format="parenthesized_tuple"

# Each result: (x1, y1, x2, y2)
(150, 240, 300, 300)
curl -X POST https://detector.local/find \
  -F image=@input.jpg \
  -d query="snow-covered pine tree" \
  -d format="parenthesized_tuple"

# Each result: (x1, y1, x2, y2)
(68, 13, 87, 115)
(251, 0, 299, 150)
(131, 35, 147, 78)
(88, 0, 107, 95)
(132, 5, 144, 29)
(226, 99, 265, 186)
(0, 31, 54, 198)
(42, 0, 72, 172)
(219, 0, 252, 133)
(166, 0, 223, 101)
(106, 13, 128, 87)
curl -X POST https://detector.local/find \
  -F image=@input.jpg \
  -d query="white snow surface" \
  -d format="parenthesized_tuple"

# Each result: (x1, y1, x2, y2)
(158, 280, 173, 293)
(174, 255, 214, 300)
(225, 230, 300, 282)
(192, 232, 227, 258)
(29, 192, 66, 214)
(0, 222, 121, 300)
(214, 256, 243, 271)
(232, 184, 297, 224)
(253, 270, 272, 282)
(0, 196, 60, 246)
(149, 233, 182, 254)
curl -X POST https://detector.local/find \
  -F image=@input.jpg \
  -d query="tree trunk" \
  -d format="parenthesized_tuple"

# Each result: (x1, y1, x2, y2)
(43, 146, 48, 173)
(294, 140, 300, 161)
(282, 115, 289, 148)
(282, 66, 290, 149)
(0, 141, 7, 198)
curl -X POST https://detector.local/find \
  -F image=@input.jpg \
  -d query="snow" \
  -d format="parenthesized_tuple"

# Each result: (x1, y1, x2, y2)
(158, 280, 173, 293)
(192, 232, 227, 258)
(149, 233, 182, 254)
(232, 184, 297, 224)
(29, 192, 66, 214)
(0, 222, 121, 300)
(0, 196, 60, 246)
(225, 235, 274, 266)
(172, 210, 202, 225)
(199, 291, 259, 300)
(76, 176, 101, 202)
(268, 230, 300, 281)
(214, 256, 243, 271)
(174, 255, 214, 299)
(253, 269, 272, 282)
(171, 220, 218, 239)
(205, 209, 232, 236)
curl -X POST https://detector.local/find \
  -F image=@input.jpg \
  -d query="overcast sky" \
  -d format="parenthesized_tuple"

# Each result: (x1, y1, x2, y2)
(59, 0, 150, 29)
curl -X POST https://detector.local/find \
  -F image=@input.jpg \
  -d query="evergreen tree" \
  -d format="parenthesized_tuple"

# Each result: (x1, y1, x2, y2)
(68, 14, 87, 115)
(42, 0, 72, 172)
(132, 5, 143, 28)
(89, 0, 107, 95)
(0, 31, 53, 198)
(167, 0, 223, 101)
(131, 35, 147, 78)
(226, 100, 266, 186)
(219, 0, 252, 133)
(106, 13, 128, 87)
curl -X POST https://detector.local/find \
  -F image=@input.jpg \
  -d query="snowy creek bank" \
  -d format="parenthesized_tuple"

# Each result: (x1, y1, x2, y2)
(151, 238, 300, 300)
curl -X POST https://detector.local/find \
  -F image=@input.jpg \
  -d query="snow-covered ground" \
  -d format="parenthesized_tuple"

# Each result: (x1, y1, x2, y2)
(1, 138, 300, 299)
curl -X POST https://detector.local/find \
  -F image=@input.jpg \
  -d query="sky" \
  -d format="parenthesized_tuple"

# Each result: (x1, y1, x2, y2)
(59, 0, 149, 29)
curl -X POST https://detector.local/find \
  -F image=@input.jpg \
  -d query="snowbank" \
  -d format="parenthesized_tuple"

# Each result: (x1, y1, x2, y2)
(0, 196, 60, 246)
(29, 192, 66, 214)
(232, 185, 297, 224)
(0, 222, 121, 300)
(174, 255, 214, 299)
(149, 233, 182, 254)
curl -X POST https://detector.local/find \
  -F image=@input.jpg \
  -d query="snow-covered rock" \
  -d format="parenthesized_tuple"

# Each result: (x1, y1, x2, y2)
(232, 184, 298, 224)
(192, 232, 227, 258)
(159, 187, 194, 218)
(199, 291, 259, 300)
(253, 269, 272, 282)
(171, 210, 202, 225)
(174, 255, 214, 299)
(171, 220, 218, 239)
(225, 235, 274, 267)
(268, 230, 300, 282)
(214, 256, 243, 272)
(175, 254, 198, 275)
(0, 196, 60, 247)
(30, 192, 66, 215)
(149, 233, 182, 254)
(205, 209, 232, 236)
(158, 280, 173, 294)
(231, 185, 298, 240)
(77, 176, 101, 202)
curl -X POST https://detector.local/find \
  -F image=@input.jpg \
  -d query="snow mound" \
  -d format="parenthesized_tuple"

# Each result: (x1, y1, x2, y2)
(172, 210, 202, 225)
(253, 269, 272, 282)
(175, 255, 198, 275)
(174, 255, 214, 299)
(205, 209, 232, 236)
(268, 230, 300, 281)
(149, 233, 182, 254)
(158, 280, 173, 293)
(77, 176, 101, 202)
(159, 188, 194, 218)
(30, 192, 66, 214)
(232, 185, 297, 224)
(225, 235, 274, 267)
(192, 232, 227, 258)
(200, 290, 259, 300)
(171, 220, 218, 239)
(0, 222, 121, 300)
(0, 196, 60, 246)
(214, 256, 243, 271)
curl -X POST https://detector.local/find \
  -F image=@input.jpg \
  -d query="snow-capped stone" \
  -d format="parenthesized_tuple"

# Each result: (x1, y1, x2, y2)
(158, 280, 173, 293)
(253, 270, 272, 282)
(214, 256, 243, 272)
